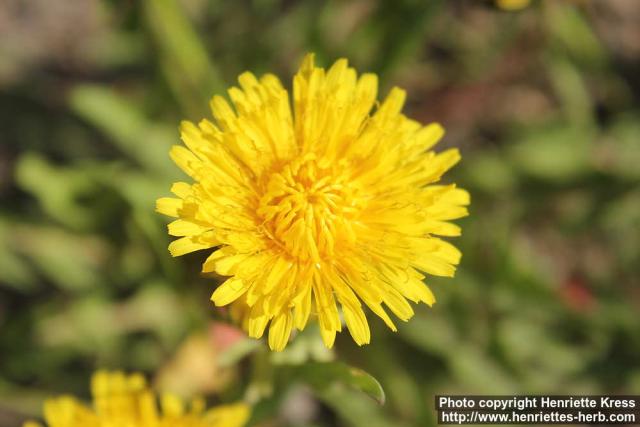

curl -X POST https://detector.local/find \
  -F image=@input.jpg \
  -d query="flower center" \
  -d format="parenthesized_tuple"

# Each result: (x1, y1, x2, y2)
(257, 154, 360, 262)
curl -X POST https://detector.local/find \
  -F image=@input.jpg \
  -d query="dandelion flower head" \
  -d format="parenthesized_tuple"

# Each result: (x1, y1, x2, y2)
(24, 370, 249, 427)
(157, 53, 470, 351)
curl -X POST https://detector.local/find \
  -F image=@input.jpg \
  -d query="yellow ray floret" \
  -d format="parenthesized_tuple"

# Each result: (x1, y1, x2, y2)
(24, 370, 249, 427)
(157, 53, 470, 351)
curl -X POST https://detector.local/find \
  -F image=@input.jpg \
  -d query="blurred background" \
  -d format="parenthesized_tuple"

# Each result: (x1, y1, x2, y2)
(1, 0, 639, 426)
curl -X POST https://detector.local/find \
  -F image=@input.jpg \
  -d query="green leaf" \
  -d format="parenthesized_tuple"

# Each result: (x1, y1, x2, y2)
(15, 153, 98, 230)
(545, 2, 608, 70)
(399, 312, 458, 357)
(319, 386, 404, 427)
(298, 361, 386, 405)
(448, 345, 516, 393)
(600, 113, 640, 180)
(464, 151, 517, 193)
(0, 220, 38, 292)
(547, 58, 593, 126)
(497, 319, 587, 390)
(7, 223, 108, 292)
(218, 338, 261, 368)
(508, 124, 594, 182)
(143, 0, 225, 117)
(69, 85, 176, 176)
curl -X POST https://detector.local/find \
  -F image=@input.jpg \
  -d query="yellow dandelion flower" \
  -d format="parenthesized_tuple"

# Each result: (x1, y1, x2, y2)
(495, 0, 531, 11)
(157, 53, 470, 351)
(24, 370, 249, 427)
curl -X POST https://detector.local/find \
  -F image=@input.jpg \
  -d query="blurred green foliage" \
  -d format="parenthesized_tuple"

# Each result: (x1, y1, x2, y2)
(1, 0, 639, 426)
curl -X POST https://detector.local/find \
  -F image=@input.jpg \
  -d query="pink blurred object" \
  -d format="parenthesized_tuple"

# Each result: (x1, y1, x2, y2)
(560, 275, 596, 312)
(210, 322, 245, 353)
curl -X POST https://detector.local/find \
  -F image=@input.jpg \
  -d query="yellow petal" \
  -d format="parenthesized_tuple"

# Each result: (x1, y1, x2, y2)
(168, 235, 217, 257)
(161, 393, 184, 417)
(209, 95, 237, 131)
(410, 122, 445, 154)
(319, 321, 337, 349)
(268, 311, 293, 351)
(293, 284, 312, 331)
(156, 197, 183, 217)
(205, 403, 251, 427)
(211, 277, 248, 306)
(170, 145, 201, 178)
(383, 287, 414, 321)
(170, 181, 193, 198)
(167, 219, 211, 237)
(410, 253, 457, 277)
(247, 301, 270, 339)
(343, 304, 370, 346)
(202, 249, 251, 275)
